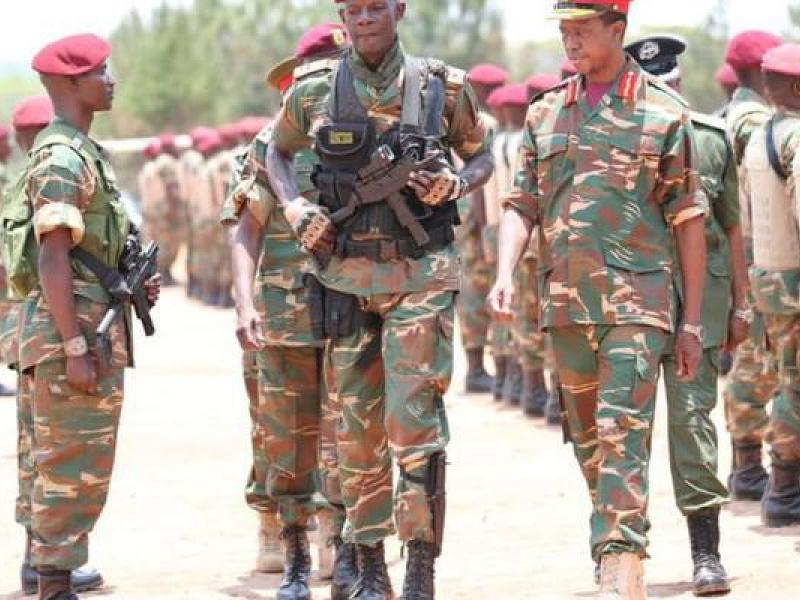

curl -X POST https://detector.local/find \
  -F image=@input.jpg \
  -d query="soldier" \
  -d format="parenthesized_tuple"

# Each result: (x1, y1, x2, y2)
(489, 2, 706, 597)
(207, 125, 237, 307)
(225, 23, 357, 600)
(455, 63, 506, 394)
(0, 122, 16, 396)
(628, 34, 752, 596)
(17, 34, 160, 599)
(723, 30, 782, 501)
(266, 1, 494, 596)
(742, 43, 800, 527)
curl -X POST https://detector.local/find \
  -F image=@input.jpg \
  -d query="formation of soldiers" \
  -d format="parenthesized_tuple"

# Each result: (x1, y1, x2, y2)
(1, 0, 799, 599)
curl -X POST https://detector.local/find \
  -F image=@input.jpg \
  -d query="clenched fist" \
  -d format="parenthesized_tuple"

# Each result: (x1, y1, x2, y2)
(409, 168, 466, 206)
(284, 197, 336, 258)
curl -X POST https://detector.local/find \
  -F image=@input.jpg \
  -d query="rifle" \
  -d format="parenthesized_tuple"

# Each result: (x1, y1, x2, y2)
(95, 239, 159, 364)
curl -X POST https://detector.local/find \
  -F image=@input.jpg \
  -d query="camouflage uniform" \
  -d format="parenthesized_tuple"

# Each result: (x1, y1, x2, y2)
(178, 148, 207, 294)
(724, 87, 779, 448)
(272, 41, 487, 546)
(208, 149, 235, 302)
(20, 117, 132, 570)
(662, 113, 737, 514)
(504, 61, 703, 559)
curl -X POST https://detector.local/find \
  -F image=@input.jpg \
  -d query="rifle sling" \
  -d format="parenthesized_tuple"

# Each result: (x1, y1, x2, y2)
(766, 116, 789, 181)
(71, 247, 130, 302)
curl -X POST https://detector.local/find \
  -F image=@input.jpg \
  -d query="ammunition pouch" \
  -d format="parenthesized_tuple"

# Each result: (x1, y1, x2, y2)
(400, 451, 447, 557)
(303, 274, 380, 341)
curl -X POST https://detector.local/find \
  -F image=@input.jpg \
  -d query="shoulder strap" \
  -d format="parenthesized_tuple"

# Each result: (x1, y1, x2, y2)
(766, 116, 789, 180)
(329, 59, 368, 123)
(400, 55, 423, 132)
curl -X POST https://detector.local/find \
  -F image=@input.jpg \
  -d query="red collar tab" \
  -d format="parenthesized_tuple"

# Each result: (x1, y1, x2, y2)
(616, 71, 638, 101)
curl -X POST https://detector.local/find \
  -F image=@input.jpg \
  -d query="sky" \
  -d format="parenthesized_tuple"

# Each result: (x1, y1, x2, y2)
(0, 0, 791, 74)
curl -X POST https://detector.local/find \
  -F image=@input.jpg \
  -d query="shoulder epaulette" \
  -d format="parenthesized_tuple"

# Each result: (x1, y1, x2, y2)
(293, 57, 339, 81)
(690, 111, 726, 133)
(532, 79, 571, 106)
(644, 74, 689, 108)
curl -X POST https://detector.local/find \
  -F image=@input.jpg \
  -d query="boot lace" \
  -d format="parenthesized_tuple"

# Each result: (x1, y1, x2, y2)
(281, 525, 310, 582)
(402, 540, 435, 599)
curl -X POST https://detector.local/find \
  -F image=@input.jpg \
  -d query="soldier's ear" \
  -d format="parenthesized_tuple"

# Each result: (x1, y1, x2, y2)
(395, 0, 406, 21)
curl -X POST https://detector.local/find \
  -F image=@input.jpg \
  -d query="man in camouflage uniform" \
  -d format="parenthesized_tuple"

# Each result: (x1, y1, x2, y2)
(207, 125, 238, 307)
(18, 34, 160, 600)
(490, 3, 706, 597)
(266, 1, 493, 596)
(455, 63, 505, 394)
(0, 122, 16, 396)
(741, 43, 800, 528)
(628, 34, 752, 596)
(723, 30, 783, 501)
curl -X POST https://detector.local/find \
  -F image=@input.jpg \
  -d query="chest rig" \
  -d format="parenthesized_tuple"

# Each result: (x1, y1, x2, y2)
(312, 55, 459, 262)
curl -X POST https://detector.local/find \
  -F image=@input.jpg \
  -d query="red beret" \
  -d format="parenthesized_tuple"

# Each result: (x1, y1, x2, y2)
(142, 139, 162, 160)
(468, 64, 508, 86)
(503, 84, 531, 107)
(715, 63, 739, 87)
(32, 34, 111, 76)
(158, 133, 177, 152)
(195, 129, 223, 155)
(486, 87, 506, 110)
(561, 58, 578, 76)
(725, 30, 781, 71)
(762, 43, 800, 78)
(526, 73, 561, 95)
(295, 23, 350, 60)
(237, 116, 270, 138)
(11, 95, 54, 129)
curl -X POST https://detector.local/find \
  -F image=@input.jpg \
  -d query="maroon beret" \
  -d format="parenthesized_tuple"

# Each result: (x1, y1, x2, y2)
(217, 122, 241, 145)
(762, 43, 800, 78)
(526, 73, 562, 95)
(467, 63, 508, 86)
(715, 63, 739, 87)
(295, 23, 350, 60)
(237, 116, 270, 138)
(142, 139, 162, 160)
(192, 128, 222, 155)
(725, 30, 781, 71)
(32, 34, 111, 76)
(158, 133, 176, 150)
(486, 87, 506, 110)
(11, 95, 54, 129)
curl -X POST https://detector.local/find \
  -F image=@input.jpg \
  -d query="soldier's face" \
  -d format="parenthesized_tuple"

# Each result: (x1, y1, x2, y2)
(764, 72, 800, 111)
(560, 18, 625, 75)
(75, 62, 116, 112)
(0, 135, 9, 162)
(339, 0, 404, 62)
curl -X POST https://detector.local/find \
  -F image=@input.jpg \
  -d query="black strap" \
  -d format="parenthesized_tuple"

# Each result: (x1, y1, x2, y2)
(766, 116, 789, 180)
(71, 247, 131, 301)
(337, 224, 454, 261)
(400, 56, 422, 131)
(330, 59, 369, 123)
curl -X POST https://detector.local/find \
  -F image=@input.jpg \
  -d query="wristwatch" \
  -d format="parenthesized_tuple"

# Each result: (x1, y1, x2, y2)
(63, 335, 89, 358)
(734, 307, 754, 324)
(679, 323, 704, 343)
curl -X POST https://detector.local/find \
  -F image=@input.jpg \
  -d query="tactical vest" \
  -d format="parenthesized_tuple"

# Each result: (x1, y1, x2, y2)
(4, 121, 130, 299)
(313, 56, 459, 261)
(745, 118, 800, 271)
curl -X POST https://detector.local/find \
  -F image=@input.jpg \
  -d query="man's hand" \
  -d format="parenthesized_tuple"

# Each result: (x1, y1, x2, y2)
(284, 197, 336, 258)
(487, 275, 516, 323)
(409, 167, 465, 206)
(725, 309, 750, 352)
(675, 329, 703, 382)
(236, 306, 265, 352)
(144, 273, 162, 305)
(66, 355, 98, 394)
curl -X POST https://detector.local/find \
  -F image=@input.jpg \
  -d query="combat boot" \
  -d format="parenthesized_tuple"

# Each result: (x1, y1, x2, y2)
(277, 525, 311, 600)
(37, 570, 76, 600)
(521, 367, 548, 418)
(21, 532, 103, 596)
(256, 512, 284, 573)
(728, 443, 768, 500)
(502, 360, 522, 406)
(493, 356, 507, 402)
(330, 536, 359, 600)
(401, 540, 436, 600)
(597, 553, 646, 600)
(351, 541, 393, 599)
(761, 459, 800, 527)
(316, 509, 336, 581)
(687, 508, 730, 596)
(464, 348, 493, 393)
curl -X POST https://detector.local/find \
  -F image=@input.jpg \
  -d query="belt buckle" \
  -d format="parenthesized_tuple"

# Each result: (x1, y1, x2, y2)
(379, 240, 399, 261)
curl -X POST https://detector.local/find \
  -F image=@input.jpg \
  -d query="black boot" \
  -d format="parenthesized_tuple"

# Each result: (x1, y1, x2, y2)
(331, 536, 359, 600)
(521, 368, 548, 418)
(37, 570, 76, 600)
(761, 459, 800, 527)
(687, 508, 730, 596)
(464, 348, 493, 393)
(277, 525, 311, 600)
(492, 356, 507, 402)
(401, 540, 436, 600)
(728, 443, 768, 500)
(351, 541, 393, 599)
(502, 360, 522, 406)
(719, 350, 733, 377)
(21, 533, 103, 596)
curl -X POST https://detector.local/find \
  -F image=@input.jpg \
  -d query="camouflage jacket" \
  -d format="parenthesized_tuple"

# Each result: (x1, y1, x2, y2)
(271, 40, 489, 296)
(672, 113, 740, 348)
(504, 58, 703, 333)
(221, 125, 320, 347)
(0, 161, 12, 302)
(19, 117, 131, 370)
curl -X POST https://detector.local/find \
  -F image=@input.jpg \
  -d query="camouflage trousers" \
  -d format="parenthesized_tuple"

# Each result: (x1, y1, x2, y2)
(0, 299, 19, 365)
(320, 348, 346, 533)
(454, 234, 492, 351)
(662, 347, 729, 515)
(550, 324, 667, 559)
(24, 360, 125, 570)
(763, 314, 800, 463)
(724, 313, 779, 446)
(16, 372, 32, 529)
(511, 255, 547, 370)
(329, 290, 453, 546)
(243, 350, 278, 515)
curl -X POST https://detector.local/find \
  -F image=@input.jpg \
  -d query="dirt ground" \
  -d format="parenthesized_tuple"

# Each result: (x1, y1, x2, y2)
(1, 286, 798, 599)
